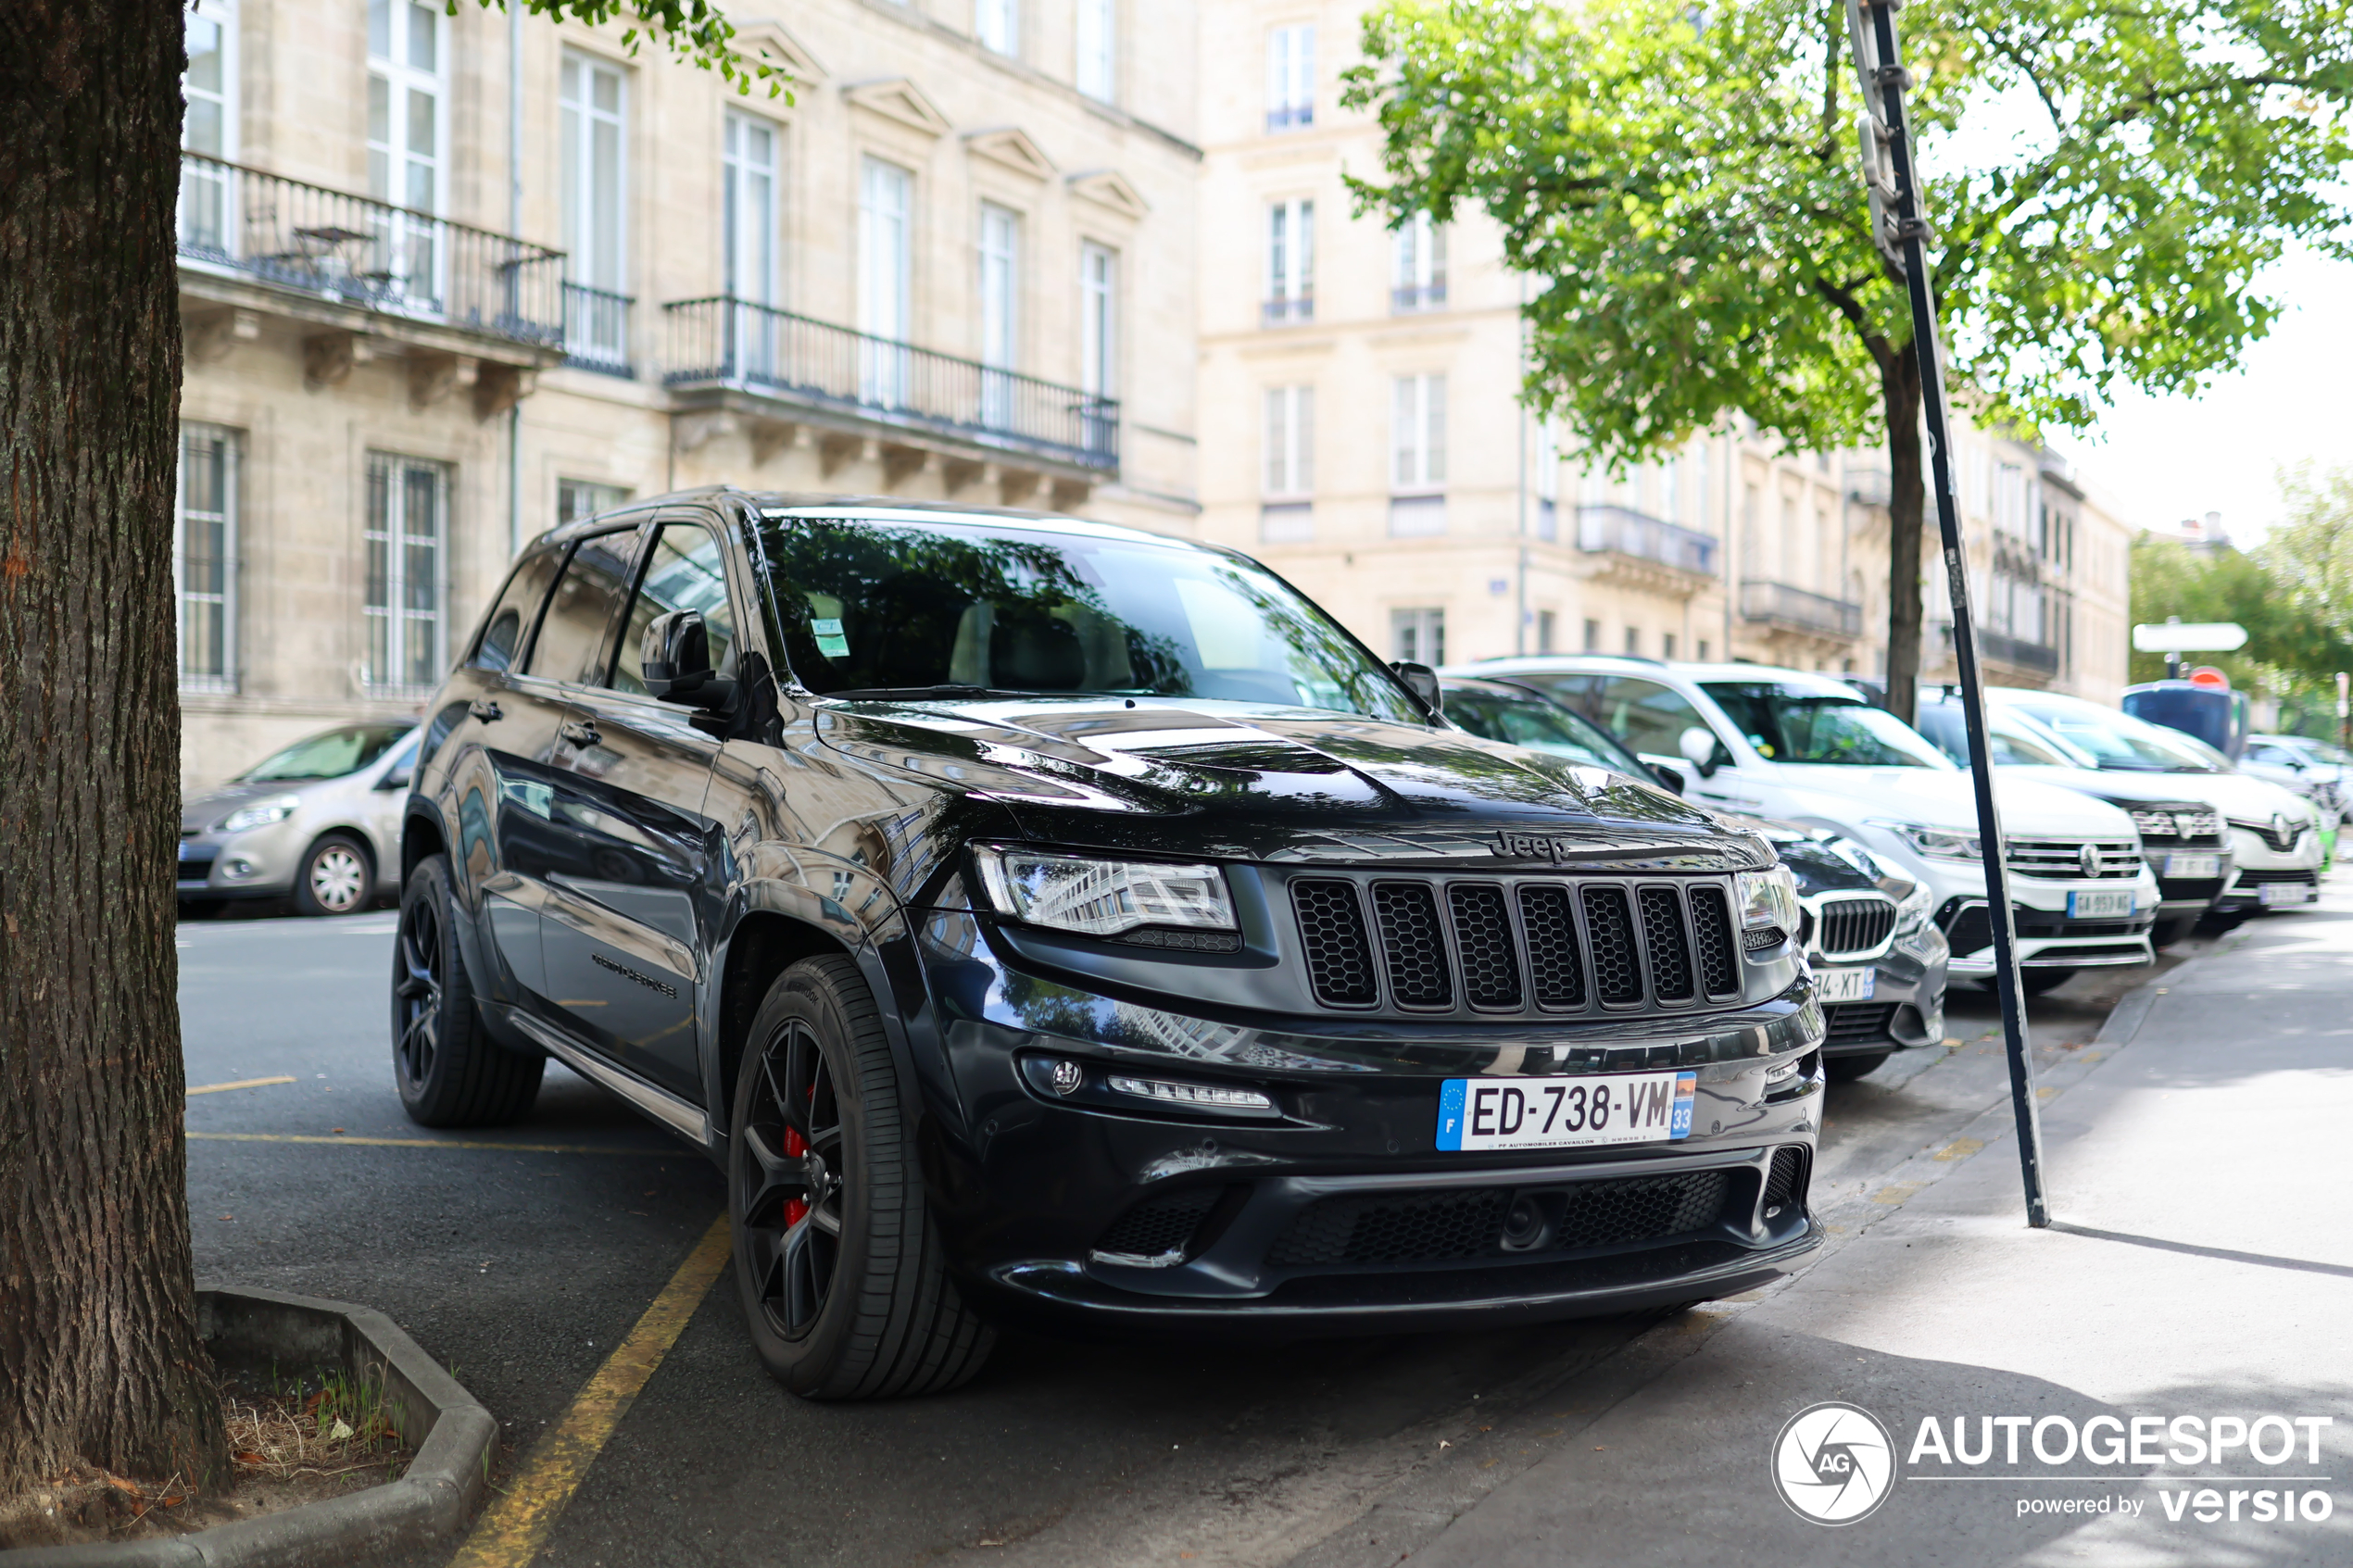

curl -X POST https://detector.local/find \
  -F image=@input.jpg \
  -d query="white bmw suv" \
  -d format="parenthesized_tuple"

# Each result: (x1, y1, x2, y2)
(1453, 659, 2158, 992)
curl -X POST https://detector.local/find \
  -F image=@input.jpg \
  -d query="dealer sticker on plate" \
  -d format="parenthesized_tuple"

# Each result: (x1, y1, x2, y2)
(1437, 1071, 1696, 1152)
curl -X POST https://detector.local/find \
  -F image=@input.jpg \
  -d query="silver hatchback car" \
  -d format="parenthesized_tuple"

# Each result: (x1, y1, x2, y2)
(178, 722, 419, 916)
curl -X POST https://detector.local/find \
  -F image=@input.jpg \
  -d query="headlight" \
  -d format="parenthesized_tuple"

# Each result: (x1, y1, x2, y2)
(1734, 865, 1800, 941)
(1868, 819, 1983, 860)
(1891, 876, 1933, 935)
(219, 795, 301, 833)
(973, 846, 1237, 945)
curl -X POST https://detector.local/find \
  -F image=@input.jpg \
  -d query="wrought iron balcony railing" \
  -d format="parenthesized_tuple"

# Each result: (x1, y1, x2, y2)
(562, 282, 635, 377)
(663, 295, 1120, 472)
(176, 151, 564, 348)
(1574, 505, 1718, 576)
(1262, 295, 1315, 327)
(1934, 622, 2061, 675)
(1390, 282, 1448, 313)
(1740, 579, 1864, 637)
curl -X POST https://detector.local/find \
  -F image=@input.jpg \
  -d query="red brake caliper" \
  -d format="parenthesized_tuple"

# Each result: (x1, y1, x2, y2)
(782, 1125, 809, 1226)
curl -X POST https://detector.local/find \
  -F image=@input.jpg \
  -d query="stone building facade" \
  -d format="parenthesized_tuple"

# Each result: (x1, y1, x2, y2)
(174, 0, 1199, 789)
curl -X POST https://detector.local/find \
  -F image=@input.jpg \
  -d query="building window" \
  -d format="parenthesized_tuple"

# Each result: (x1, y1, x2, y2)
(369, 0, 444, 293)
(180, 0, 237, 254)
(1624, 627, 1641, 657)
(1661, 633, 1676, 660)
(1264, 198, 1313, 325)
(364, 453, 448, 693)
(1392, 212, 1446, 312)
(177, 424, 238, 692)
(560, 51, 628, 365)
(1265, 23, 1314, 131)
(1076, 0, 1114, 100)
(1583, 618, 1600, 651)
(1264, 384, 1314, 497)
(557, 479, 629, 524)
(975, 0, 1017, 57)
(1537, 609, 1556, 654)
(979, 202, 1020, 429)
(723, 111, 776, 306)
(860, 157, 914, 405)
(1079, 241, 1116, 398)
(1391, 608, 1444, 666)
(1696, 639, 1710, 661)
(1391, 373, 1446, 492)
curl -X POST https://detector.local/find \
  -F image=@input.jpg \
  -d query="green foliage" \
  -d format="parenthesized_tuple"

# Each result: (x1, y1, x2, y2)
(2127, 483, 2353, 700)
(1340, 0, 2353, 470)
(464, 0, 792, 96)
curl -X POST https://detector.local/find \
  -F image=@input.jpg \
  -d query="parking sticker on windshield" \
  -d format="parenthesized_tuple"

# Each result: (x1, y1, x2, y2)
(811, 617, 851, 659)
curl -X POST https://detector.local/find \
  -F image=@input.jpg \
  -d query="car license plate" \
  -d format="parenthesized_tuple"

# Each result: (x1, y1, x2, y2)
(1814, 966, 1875, 1003)
(1437, 1072, 1694, 1152)
(2068, 887, 2137, 919)
(2259, 881, 2316, 907)
(2162, 853, 2221, 878)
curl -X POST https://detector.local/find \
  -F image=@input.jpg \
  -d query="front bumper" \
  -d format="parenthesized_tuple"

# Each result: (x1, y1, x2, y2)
(912, 908, 1827, 1336)
(2212, 824, 2324, 915)
(176, 824, 302, 898)
(1812, 922, 1947, 1058)
(1935, 873, 2158, 977)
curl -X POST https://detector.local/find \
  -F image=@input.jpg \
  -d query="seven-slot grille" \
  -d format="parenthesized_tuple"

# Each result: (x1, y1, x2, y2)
(2005, 839, 2141, 881)
(2129, 807, 2223, 843)
(1809, 895, 1897, 960)
(1289, 874, 1742, 1014)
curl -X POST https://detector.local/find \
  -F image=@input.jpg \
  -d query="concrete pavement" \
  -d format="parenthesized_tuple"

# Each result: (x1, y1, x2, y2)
(1297, 896, 2353, 1567)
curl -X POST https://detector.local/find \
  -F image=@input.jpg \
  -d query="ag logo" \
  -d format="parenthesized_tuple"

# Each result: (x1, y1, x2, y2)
(1771, 1401, 1895, 1524)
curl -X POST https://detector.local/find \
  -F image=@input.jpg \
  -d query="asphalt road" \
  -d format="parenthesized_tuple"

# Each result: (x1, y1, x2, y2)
(178, 904, 2222, 1567)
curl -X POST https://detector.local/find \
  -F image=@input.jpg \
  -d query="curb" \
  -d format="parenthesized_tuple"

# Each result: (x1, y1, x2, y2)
(12, 1286, 497, 1568)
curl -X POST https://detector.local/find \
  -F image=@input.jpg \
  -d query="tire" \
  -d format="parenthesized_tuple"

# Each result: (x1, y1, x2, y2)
(728, 955, 995, 1400)
(1977, 968, 2076, 997)
(295, 833, 373, 917)
(2151, 915, 2197, 949)
(1826, 1051, 1891, 1082)
(392, 854, 544, 1127)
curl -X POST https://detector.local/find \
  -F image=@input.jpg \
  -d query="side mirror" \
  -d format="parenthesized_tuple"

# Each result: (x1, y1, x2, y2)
(1391, 661, 1443, 718)
(1637, 757, 1687, 795)
(643, 609, 734, 709)
(1678, 725, 1722, 778)
(375, 767, 413, 792)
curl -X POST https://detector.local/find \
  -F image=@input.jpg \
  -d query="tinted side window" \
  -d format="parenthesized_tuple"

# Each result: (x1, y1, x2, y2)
(610, 522, 738, 695)
(1595, 677, 1715, 758)
(469, 548, 564, 672)
(522, 530, 640, 684)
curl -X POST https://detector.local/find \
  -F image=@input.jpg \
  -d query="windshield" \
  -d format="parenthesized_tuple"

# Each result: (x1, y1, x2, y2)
(1442, 688, 1650, 771)
(1912, 701, 2094, 768)
(754, 515, 1426, 723)
(2000, 699, 2223, 773)
(1700, 684, 1952, 768)
(240, 723, 414, 782)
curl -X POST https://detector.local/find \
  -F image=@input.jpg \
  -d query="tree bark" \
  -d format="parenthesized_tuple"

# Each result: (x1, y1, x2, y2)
(0, 0, 227, 1491)
(1880, 351, 1925, 726)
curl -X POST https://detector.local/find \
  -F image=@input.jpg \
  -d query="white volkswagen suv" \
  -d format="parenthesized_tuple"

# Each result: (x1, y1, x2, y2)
(1453, 659, 2158, 992)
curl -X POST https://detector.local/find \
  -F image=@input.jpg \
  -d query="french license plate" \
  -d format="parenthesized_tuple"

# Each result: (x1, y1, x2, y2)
(2259, 881, 2317, 907)
(2162, 853, 2221, 878)
(1814, 966, 1876, 1003)
(1437, 1072, 1695, 1152)
(2068, 887, 2137, 919)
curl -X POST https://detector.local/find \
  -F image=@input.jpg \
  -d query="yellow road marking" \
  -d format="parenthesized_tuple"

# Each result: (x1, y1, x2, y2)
(186, 1131, 672, 1156)
(1870, 1183, 1923, 1205)
(1932, 1137, 1984, 1162)
(449, 1215, 733, 1567)
(186, 1075, 297, 1097)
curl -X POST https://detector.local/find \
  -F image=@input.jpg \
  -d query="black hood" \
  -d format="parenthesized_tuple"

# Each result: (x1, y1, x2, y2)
(1722, 812, 1912, 899)
(814, 697, 1769, 872)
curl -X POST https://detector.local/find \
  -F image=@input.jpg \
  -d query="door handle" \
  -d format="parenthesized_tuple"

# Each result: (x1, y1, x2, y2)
(469, 698, 503, 723)
(559, 719, 602, 748)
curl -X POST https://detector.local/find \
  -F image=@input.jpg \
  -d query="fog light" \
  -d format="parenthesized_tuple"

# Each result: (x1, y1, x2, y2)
(1105, 1074, 1276, 1115)
(1048, 1059, 1085, 1097)
(221, 857, 258, 880)
(1764, 1057, 1801, 1087)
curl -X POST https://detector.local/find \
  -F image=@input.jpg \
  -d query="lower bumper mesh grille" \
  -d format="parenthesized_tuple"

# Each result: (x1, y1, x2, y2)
(1823, 1002, 1898, 1047)
(1095, 1187, 1222, 1261)
(1265, 1171, 1734, 1269)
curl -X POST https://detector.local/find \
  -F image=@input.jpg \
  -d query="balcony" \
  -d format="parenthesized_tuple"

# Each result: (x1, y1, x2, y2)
(561, 282, 635, 378)
(1936, 623, 2061, 678)
(663, 295, 1119, 475)
(1390, 282, 1448, 313)
(1574, 505, 1718, 588)
(1741, 580, 1863, 639)
(176, 151, 564, 364)
(1261, 294, 1315, 328)
(1846, 468, 1892, 508)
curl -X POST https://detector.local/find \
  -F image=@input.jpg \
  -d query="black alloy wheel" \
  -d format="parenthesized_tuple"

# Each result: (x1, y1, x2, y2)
(738, 1019, 847, 1337)
(728, 956, 995, 1399)
(391, 854, 544, 1127)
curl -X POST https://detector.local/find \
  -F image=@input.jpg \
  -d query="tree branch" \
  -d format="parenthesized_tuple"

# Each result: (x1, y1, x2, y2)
(1813, 274, 1898, 371)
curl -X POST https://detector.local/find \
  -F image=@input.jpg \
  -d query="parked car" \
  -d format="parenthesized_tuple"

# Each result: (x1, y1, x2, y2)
(2122, 678, 2250, 759)
(1441, 675, 1946, 1080)
(1983, 689, 2324, 918)
(396, 493, 1830, 1399)
(1909, 691, 2232, 947)
(179, 722, 419, 916)
(1453, 658, 2158, 993)
(2240, 733, 2348, 823)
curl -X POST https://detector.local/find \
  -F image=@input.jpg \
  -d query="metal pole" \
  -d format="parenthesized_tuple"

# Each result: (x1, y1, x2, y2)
(1852, 0, 2048, 1226)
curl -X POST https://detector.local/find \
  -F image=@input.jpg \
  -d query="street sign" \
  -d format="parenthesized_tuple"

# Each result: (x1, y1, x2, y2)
(2132, 621, 2248, 654)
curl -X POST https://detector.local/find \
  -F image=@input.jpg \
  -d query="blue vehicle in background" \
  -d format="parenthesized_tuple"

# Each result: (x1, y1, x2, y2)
(2124, 677, 2250, 760)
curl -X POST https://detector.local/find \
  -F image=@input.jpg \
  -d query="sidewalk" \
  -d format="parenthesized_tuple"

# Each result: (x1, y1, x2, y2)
(1305, 889, 2353, 1568)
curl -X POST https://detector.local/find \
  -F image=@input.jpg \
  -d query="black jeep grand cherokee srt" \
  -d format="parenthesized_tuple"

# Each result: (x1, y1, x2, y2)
(394, 492, 1826, 1399)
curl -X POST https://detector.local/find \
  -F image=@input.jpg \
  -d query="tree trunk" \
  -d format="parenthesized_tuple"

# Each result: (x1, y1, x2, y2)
(1880, 351, 1925, 726)
(0, 0, 226, 1492)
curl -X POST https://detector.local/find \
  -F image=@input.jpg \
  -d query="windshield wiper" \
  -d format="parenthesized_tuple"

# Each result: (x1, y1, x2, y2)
(822, 684, 1065, 702)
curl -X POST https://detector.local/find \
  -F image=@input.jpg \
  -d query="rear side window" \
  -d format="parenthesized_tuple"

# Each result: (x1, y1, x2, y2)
(523, 529, 641, 684)
(469, 548, 563, 672)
